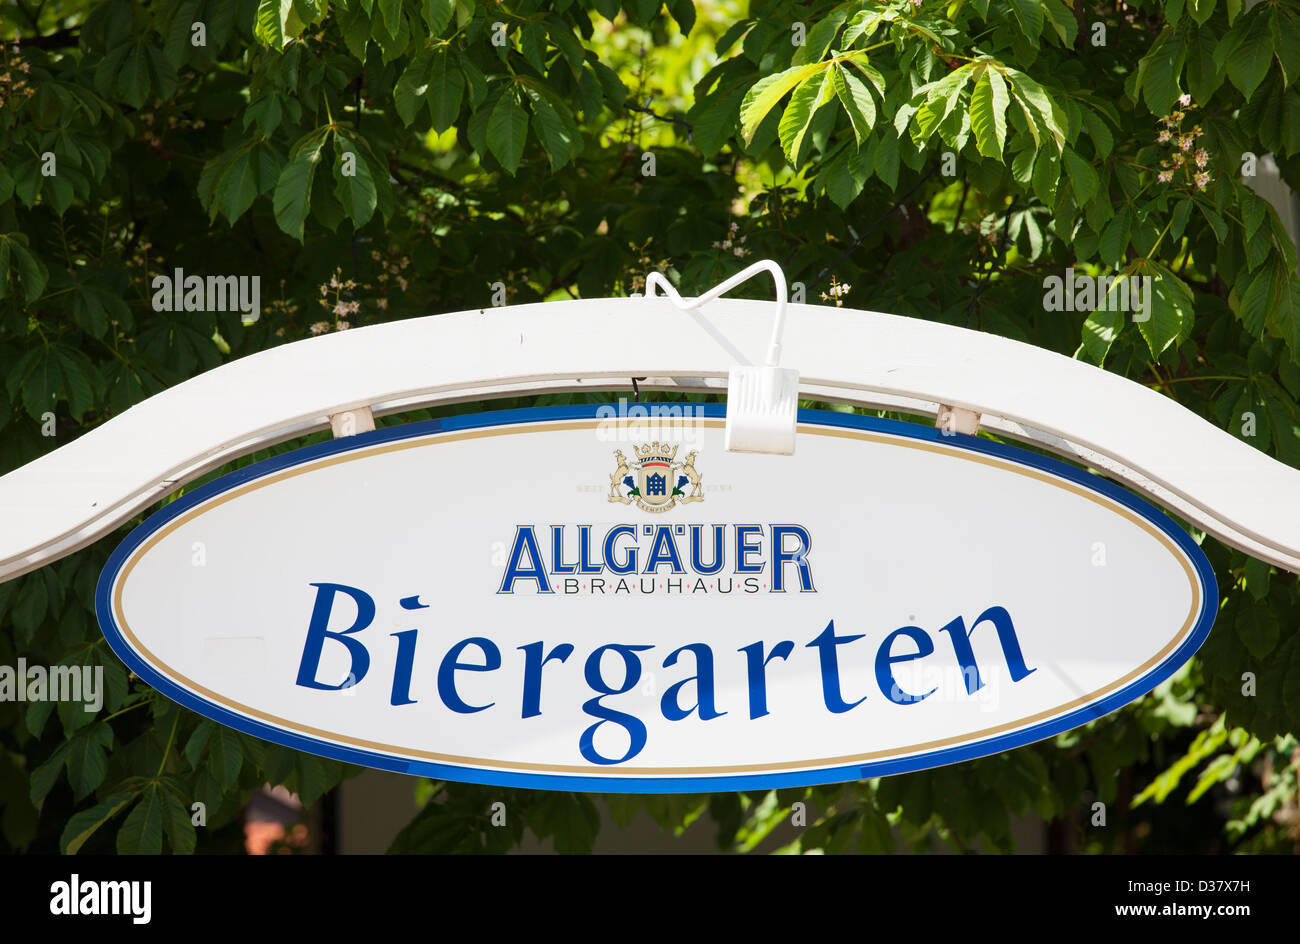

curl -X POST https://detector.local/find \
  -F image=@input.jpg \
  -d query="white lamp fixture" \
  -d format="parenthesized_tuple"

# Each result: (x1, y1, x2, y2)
(643, 259, 798, 455)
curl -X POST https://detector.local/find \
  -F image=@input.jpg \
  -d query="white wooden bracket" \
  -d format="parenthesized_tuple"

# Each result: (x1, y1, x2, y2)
(936, 404, 981, 437)
(329, 407, 376, 439)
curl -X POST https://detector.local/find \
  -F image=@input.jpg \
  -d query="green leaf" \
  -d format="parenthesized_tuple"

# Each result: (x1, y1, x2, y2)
(206, 724, 244, 790)
(822, 148, 865, 208)
(272, 132, 328, 240)
(1237, 601, 1280, 658)
(19, 347, 61, 420)
(1098, 206, 1132, 267)
(668, 0, 695, 35)
(1142, 26, 1188, 117)
(1200, 202, 1227, 241)
(1081, 109, 1113, 159)
(30, 742, 70, 808)
(792, 9, 849, 65)
(690, 87, 745, 157)
(160, 786, 197, 854)
(71, 286, 109, 339)
(62, 791, 137, 855)
(254, 0, 293, 49)
(1242, 189, 1263, 241)
(873, 124, 900, 188)
(378, 0, 403, 35)
(65, 722, 113, 800)
(1244, 555, 1272, 601)
(428, 49, 466, 134)
(1186, 26, 1224, 105)
(216, 148, 259, 225)
(832, 64, 876, 146)
(1233, 264, 1272, 337)
(394, 51, 434, 127)
(1010, 0, 1044, 41)
(1062, 147, 1099, 206)
(1137, 263, 1194, 356)
(1190, 0, 1216, 25)
(487, 86, 529, 174)
(338, 0, 372, 61)
(520, 21, 547, 73)
(370, 0, 411, 62)
(145, 43, 178, 101)
(424, 0, 455, 33)
(842, 10, 882, 47)
(779, 69, 836, 167)
(44, 176, 74, 217)
(739, 62, 831, 146)
(54, 347, 95, 419)
(546, 15, 586, 70)
(1171, 197, 1194, 243)
(1006, 69, 1064, 150)
(1275, 8, 1300, 86)
(970, 67, 1010, 160)
(525, 85, 581, 169)
(185, 720, 213, 766)
(8, 239, 48, 304)
(1221, 13, 1272, 101)
(117, 786, 164, 854)
(165, 0, 202, 67)
(1032, 148, 1059, 206)
(1081, 307, 1122, 364)
(117, 45, 151, 108)
(333, 139, 377, 226)
(1043, 0, 1077, 45)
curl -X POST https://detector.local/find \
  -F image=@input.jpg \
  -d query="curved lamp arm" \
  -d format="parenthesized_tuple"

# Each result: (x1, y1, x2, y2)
(644, 259, 788, 368)
(642, 259, 797, 455)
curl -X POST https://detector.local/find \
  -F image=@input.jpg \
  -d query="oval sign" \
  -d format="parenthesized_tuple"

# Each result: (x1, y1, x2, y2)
(97, 404, 1217, 792)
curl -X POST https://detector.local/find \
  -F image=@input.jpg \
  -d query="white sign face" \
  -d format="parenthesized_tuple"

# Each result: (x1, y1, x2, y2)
(96, 404, 1217, 792)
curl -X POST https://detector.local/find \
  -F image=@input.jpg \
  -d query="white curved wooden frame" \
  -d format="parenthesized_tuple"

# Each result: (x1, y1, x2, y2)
(3, 294, 1300, 581)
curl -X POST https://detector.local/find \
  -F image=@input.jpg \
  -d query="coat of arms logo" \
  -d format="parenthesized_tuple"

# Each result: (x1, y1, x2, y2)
(607, 442, 703, 513)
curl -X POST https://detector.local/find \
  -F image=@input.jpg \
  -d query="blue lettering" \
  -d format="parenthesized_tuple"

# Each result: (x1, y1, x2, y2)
(389, 629, 418, 706)
(603, 524, 638, 575)
(498, 526, 552, 593)
(295, 582, 374, 691)
(735, 524, 763, 574)
(771, 524, 815, 592)
(806, 620, 866, 713)
(550, 525, 576, 575)
(580, 644, 653, 765)
(576, 525, 602, 574)
(661, 643, 726, 721)
(689, 524, 725, 575)
(518, 641, 575, 718)
(738, 640, 794, 719)
(644, 525, 686, 574)
(437, 637, 502, 713)
(874, 626, 937, 704)
(938, 606, 1036, 693)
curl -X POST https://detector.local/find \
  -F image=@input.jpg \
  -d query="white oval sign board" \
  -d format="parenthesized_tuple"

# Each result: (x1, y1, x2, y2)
(97, 405, 1216, 792)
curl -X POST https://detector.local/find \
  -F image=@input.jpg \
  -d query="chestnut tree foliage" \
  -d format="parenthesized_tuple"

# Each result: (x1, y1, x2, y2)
(1, 0, 1298, 853)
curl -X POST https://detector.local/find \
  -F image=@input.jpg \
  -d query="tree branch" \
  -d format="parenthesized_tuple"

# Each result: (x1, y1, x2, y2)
(965, 199, 1016, 326)
(623, 98, 693, 143)
(14, 27, 81, 49)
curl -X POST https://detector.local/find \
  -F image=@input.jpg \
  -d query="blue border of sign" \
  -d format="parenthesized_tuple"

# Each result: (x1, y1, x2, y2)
(95, 404, 1218, 793)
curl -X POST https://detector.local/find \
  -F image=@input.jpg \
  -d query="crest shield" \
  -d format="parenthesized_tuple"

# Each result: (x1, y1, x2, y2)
(636, 458, 677, 507)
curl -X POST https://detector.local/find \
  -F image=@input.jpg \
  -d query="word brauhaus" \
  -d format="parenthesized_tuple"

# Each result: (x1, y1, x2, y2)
(295, 581, 1037, 765)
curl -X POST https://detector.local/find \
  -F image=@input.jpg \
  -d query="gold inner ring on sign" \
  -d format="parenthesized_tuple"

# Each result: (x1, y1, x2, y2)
(113, 419, 1202, 777)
